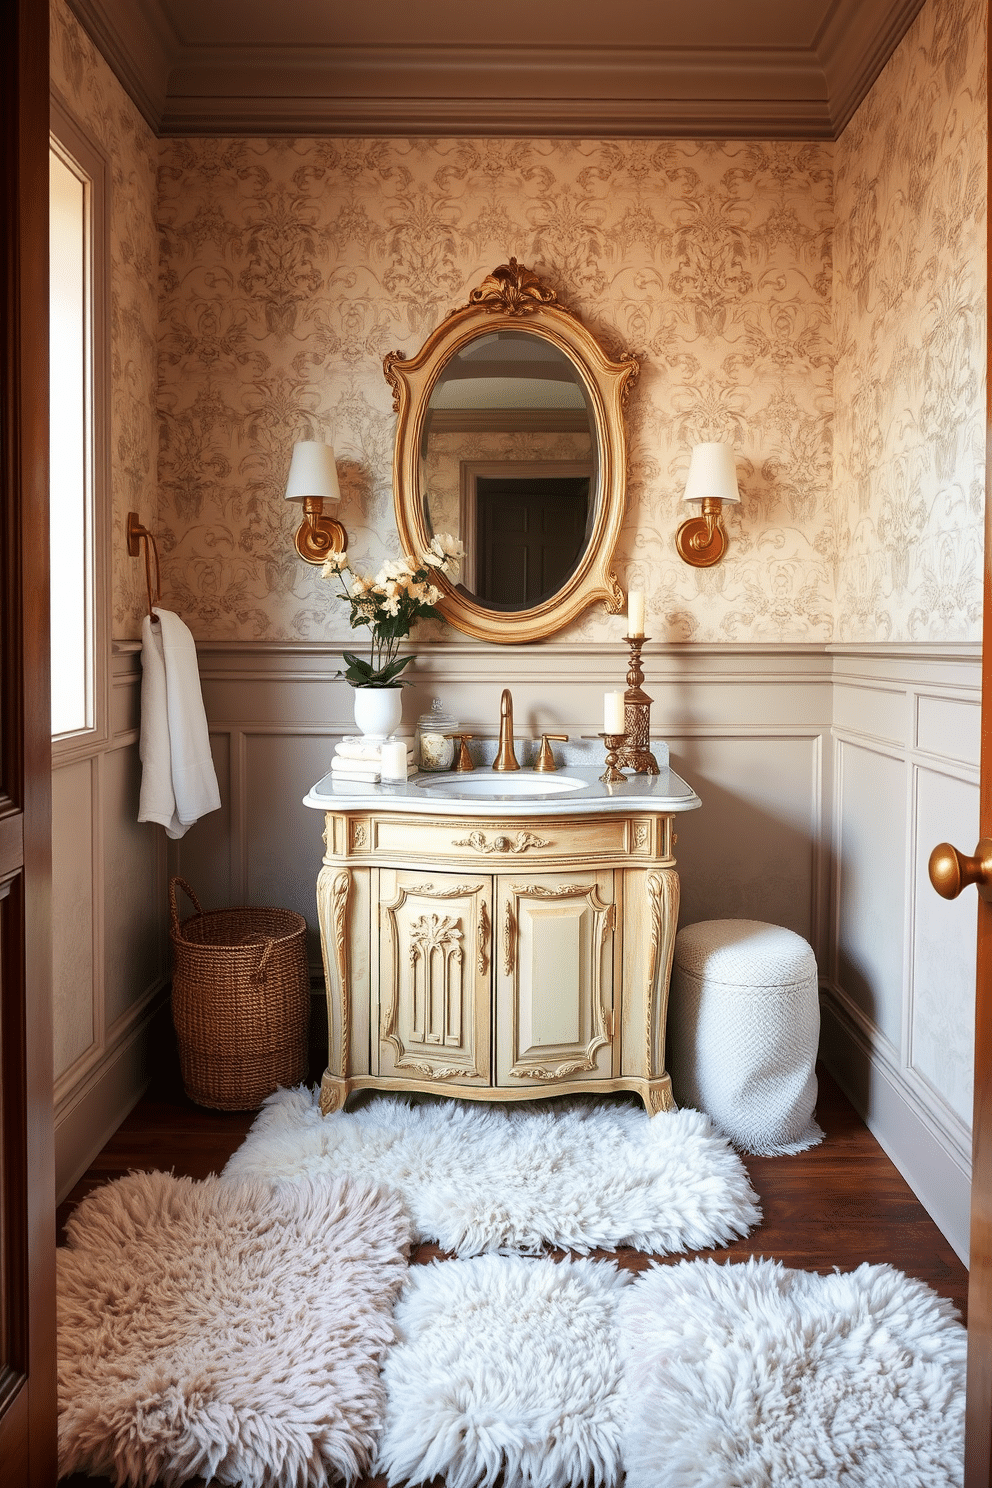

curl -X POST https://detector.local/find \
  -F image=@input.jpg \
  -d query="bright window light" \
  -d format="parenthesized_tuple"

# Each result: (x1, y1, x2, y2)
(49, 140, 93, 737)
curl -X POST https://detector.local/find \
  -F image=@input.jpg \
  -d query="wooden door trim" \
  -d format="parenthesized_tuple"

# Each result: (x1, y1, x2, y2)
(964, 10, 992, 1480)
(0, 0, 56, 1480)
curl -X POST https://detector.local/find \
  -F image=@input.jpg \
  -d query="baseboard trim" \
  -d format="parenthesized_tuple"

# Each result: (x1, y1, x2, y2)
(54, 992, 169, 1202)
(819, 993, 971, 1265)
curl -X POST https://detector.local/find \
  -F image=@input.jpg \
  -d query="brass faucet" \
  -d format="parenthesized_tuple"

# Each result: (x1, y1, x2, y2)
(493, 688, 520, 771)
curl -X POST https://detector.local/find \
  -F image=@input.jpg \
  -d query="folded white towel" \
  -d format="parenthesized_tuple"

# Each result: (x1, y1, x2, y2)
(331, 755, 386, 776)
(335, 736, 413, 762)
(138, 608, 221, 839)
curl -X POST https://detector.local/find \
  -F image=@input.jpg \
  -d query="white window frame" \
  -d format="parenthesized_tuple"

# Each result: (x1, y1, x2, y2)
(49, 92, 110, 756)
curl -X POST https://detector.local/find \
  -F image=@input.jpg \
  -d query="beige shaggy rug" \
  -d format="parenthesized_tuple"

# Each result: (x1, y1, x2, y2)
(57, 1169, 411, 1488)
(225, 1087, 761, 1256)
(376, 1254, 632, 1488)
(620, 1257, 966, 1488)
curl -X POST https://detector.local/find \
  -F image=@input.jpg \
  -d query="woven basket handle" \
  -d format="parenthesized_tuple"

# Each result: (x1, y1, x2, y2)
(169, 876, 203, 931)
(252, 938, 274, 988)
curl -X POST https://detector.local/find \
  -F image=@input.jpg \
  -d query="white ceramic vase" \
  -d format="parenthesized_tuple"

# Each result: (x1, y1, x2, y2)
(352, 685, 403, 742)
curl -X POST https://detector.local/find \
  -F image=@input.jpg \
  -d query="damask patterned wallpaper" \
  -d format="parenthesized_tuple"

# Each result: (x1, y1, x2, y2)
(833, 0, 986, 642)
(51, 0, 985, 648)
(156, 137, 835, 644)
(50, 0, 159, 638)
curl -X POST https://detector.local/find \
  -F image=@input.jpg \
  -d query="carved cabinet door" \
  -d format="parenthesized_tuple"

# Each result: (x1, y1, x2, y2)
(377, 870, 492, 1086)
(494, 870, 616, 1087)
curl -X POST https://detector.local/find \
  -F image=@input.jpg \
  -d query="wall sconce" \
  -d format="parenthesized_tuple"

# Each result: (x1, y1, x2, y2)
(284, 440, 347, 564)
(675, 441, 741, 568)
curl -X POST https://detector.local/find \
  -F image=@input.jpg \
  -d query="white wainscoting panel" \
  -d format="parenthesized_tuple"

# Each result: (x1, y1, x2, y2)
(833, 738, 907, 1047)
(823, 646, 980, 1261)
(53, 647, 170, 1201)
(52, 756, 97, 1077)
(668, 733, 824, 948)
(173, 730, 234, 912)
(103, 740, 167, 1028)
(832, 682, 909, 745)
(916, 693, 982, 765)
(910, 766, 978, 1130)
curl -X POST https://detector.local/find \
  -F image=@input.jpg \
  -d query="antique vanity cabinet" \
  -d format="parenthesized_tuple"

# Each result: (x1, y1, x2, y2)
(304, 767, 701, 1115)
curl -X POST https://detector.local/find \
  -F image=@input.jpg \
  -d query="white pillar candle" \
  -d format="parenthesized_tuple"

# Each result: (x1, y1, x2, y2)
(380, 741, 408, 781)
(604, 691, 625, 734)
(627, 590, 646, 637)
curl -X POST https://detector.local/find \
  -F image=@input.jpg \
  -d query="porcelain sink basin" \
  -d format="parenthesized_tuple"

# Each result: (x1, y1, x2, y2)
(415, 772, 585, 797)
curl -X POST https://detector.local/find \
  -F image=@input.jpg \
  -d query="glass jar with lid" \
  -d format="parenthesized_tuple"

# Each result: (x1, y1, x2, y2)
(415, 700, 458, 772)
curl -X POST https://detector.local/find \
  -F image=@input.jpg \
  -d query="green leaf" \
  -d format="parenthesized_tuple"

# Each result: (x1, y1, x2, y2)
(334, 651, 415, 688)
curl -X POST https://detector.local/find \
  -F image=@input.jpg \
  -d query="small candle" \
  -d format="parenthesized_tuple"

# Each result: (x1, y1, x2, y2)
(380, 741, 408, 781)
(627, 590, 646, 637)
(604, 691, 625, 734)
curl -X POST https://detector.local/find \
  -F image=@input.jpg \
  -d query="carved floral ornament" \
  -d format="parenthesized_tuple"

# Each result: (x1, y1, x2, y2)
(467, 258, 571, 318)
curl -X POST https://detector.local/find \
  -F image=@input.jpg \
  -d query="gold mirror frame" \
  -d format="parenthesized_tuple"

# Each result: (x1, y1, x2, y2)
(384, 261, 638, 643)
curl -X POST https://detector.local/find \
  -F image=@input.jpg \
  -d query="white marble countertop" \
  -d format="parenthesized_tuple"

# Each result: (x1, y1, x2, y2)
(303, 763, 701, 818)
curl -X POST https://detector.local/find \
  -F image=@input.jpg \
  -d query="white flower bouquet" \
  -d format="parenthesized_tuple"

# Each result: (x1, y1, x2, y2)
(322, 533, 464, 687)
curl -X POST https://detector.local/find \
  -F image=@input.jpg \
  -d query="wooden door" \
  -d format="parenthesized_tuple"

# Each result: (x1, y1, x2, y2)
(377, 871, 492, 1086)
(0, 0, 56, 1481)
(494, 871, 616, 1086)
(475, 476, 589, 606)
(930, 21, 992, 1477)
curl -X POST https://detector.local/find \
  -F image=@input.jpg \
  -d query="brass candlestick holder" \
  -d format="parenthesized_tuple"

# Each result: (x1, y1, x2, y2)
(599, 733, 626, 784)
(614, 635, 660, 775)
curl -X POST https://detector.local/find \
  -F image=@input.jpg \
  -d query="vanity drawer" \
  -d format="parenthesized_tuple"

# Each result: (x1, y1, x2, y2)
(327, 812, 667, 865)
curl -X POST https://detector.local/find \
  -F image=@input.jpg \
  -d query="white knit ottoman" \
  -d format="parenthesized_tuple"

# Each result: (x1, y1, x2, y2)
(668, 919, 822, 1156)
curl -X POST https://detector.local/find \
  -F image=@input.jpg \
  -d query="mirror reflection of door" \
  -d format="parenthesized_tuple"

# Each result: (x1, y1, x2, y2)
(457, 460, 594, 605)
(421, 329, 598, 610)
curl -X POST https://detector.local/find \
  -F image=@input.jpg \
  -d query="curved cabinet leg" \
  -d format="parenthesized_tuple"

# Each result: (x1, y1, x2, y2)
(317, 865, 351, 1098)
(319, 1070, 347, 1115)
(646, 868, 680, 1086)
(645, 1074, 676, 1114)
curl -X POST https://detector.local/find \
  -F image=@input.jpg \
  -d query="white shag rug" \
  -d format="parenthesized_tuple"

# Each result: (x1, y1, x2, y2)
(376, 1254, 632, 1488)
(620, 1257, 966, 1488)
(223, 1086, 761, 1256)
(57, 1169, 412, 1488)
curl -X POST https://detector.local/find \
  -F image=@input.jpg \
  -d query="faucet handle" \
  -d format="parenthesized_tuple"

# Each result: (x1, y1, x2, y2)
(535, 734, 568, 772)
(447, 733, 475, 771)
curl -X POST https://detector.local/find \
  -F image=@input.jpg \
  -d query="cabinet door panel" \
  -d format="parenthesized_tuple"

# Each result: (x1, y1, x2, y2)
(377, 870, 491, 1086)
(495, 871, 615, 1086)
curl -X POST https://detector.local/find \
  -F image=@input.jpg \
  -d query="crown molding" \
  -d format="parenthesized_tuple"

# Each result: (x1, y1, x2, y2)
(817, 0, 927, 133)
(157, 44, 831, 137)
(63, 0, 925, 140)
(159, 98, 836, 141)
(65, 0, 178, 131)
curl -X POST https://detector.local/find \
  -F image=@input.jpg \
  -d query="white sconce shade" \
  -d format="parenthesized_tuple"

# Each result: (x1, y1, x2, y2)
(285, 441, 342, 504)
(284, 440, 347, 564)
(676, 441, 740, 568)
(682, 441, 740, 505)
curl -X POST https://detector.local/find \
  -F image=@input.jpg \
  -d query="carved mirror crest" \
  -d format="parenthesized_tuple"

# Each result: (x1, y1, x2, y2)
(384, 261, 638, 643)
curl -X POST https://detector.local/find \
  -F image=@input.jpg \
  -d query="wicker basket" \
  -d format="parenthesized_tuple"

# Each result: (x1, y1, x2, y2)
(169, 877, 310, 1110)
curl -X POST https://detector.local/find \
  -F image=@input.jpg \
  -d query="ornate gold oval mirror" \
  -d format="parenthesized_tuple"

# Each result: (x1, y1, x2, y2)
(384, 261, 638, 643)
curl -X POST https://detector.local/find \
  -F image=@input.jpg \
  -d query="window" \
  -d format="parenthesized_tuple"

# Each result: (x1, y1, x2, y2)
(48, 99, 108, 743)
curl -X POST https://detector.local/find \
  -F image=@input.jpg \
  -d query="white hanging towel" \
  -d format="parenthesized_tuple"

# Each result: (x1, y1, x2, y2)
(138, 607, 221, 839)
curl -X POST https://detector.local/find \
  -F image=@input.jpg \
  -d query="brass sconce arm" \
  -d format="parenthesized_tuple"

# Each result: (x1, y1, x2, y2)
(675, 496, 729, 568)
(293, 496, 348, 565)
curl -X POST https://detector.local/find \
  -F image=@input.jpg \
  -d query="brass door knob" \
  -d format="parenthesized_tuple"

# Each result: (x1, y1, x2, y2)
(928, 838, 992, 902)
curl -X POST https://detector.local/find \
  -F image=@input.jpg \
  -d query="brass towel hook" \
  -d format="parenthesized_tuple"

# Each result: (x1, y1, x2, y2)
(126, 511, 161, 620)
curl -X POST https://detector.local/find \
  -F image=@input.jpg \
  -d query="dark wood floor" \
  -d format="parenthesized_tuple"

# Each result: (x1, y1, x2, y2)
(57, 1041, 969, 1487)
